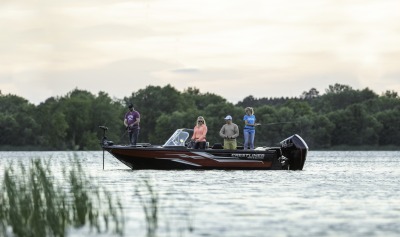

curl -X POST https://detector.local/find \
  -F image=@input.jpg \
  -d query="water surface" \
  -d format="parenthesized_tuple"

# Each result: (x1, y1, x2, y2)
(1, 151, 399, 237)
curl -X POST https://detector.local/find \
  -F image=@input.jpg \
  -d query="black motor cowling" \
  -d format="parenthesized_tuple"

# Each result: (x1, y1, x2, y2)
(280, 134, 308, 170)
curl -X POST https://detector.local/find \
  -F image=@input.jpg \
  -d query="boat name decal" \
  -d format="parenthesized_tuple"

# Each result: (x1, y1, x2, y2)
(231, 153, 265, 159)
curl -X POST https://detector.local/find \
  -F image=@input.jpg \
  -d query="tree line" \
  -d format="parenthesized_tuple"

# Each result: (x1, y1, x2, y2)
(1, 83, 399, 150)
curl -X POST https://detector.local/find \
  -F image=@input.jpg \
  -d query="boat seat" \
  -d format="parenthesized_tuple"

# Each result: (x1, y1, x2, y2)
(211, 143, 223, 149)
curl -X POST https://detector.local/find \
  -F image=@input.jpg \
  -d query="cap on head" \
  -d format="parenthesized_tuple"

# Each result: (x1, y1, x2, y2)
(224, 115, 232, 120)
(128, 103, 133, 109)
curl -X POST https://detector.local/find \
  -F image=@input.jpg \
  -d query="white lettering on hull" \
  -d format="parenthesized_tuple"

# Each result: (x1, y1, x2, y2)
(231, 154, 265, 159)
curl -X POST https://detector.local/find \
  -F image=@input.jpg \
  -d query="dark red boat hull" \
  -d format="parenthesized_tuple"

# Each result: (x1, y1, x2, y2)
(105, 147, 281, 170)
(102, 134, 308, 170)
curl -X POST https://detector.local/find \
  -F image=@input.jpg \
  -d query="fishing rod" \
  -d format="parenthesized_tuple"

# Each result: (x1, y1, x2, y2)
(120, 127, 128, 142)
(256, 121, 297, 126)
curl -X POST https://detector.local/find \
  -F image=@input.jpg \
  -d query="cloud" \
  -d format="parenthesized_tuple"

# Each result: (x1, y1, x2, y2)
(171, 68, 200, 74)
(1, 0, 400, 104)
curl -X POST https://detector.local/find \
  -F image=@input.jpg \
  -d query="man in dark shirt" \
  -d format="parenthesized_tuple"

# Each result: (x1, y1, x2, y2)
(124, 103, 140, 145)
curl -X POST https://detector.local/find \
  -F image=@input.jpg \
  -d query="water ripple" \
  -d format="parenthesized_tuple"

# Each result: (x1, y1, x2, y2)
(1, 150, 400, 237)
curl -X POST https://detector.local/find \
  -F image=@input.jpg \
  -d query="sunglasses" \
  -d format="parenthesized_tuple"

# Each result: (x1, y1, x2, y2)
(198, 120, 204, 123)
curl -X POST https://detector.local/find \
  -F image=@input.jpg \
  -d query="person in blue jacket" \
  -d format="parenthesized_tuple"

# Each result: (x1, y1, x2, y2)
(243, 107, 260, 150)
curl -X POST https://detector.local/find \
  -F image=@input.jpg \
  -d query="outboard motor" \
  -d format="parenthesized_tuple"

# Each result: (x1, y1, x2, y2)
(280, 134, 308, 170)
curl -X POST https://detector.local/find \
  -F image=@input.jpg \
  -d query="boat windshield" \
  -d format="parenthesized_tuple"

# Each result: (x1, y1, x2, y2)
(163, 129, 192, 147)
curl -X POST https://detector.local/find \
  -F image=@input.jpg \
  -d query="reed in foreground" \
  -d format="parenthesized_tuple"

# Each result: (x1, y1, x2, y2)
(135, 179, 195, 237)
(0, 159, 124, 237)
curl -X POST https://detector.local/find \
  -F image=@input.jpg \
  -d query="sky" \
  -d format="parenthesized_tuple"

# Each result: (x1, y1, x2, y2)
(1, 0, 400, 105)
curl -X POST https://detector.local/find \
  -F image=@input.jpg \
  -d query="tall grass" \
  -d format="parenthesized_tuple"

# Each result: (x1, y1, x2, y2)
(136, 179, 159, 237)
(0, 158, 195, 237)
(0, 159, 124, 237)
(135, 179, 195, 237)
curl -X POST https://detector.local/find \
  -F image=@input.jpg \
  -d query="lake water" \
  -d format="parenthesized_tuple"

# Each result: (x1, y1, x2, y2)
(1, 150, 400, 237)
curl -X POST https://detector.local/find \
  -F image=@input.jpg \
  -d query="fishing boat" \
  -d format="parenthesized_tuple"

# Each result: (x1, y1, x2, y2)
(99, 127, 308, 170)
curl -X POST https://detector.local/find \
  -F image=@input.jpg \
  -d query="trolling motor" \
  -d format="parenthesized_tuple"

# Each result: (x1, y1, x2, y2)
(99, 126, 113, 146)
(99, 125, 114, 170)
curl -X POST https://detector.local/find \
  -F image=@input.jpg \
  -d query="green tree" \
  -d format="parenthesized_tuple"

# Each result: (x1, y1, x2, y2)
(376, 109, 400, 146)
(35, 97, 69, 149)
(183, 87, 228, 111)
(314, 84, 378, 113)
(2, 83, 400, 150)
(154, 111, 198, 144)
(256, 106, 296, 146)
(0, 94, 39, 147)
(328, 104, 382, 146)
(301, 88, 320, 99)
(382, 90, 398, 98)
(60, 89, 95, 149)
(124, 85, 184, 143)
(91, 91, 125, 145)
(326, 83, 353, 94)
(0, 113, 18, 145)
(299, 114, 335, 148)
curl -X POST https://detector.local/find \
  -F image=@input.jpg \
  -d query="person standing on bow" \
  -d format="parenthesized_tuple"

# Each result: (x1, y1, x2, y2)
(219, 115, 239, 150)
(243, 107, 260, 150)
(191, 116, 208, 149)
(124, 103, 140, 145)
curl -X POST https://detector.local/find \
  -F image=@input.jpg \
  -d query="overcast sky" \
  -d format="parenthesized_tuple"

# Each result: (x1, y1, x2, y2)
(1, 0, 400, 105)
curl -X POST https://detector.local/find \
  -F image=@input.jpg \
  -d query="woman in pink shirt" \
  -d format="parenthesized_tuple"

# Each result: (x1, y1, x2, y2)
(191, 116, 208, 149)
